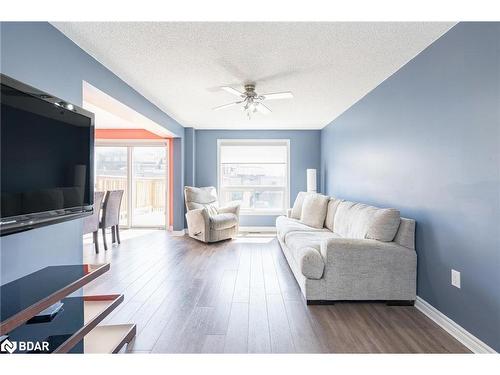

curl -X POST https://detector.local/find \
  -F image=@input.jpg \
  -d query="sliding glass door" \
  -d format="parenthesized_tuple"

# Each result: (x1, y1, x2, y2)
(95, 146, 129, 225)
(131, 146, 167, 227)
(95, 143, 168, 229)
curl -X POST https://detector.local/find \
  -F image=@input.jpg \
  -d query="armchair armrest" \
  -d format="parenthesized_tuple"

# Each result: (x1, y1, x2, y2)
(185, 208, 210, 242)
(286, 208, 292, 218)
(217, 202, 240, 217)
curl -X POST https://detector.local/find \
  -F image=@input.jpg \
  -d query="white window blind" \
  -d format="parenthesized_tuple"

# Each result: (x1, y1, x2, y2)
(218, 139, 290, 215)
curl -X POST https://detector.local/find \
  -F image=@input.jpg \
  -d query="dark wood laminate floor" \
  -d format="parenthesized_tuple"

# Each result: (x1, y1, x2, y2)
(83, 230, 470, 354)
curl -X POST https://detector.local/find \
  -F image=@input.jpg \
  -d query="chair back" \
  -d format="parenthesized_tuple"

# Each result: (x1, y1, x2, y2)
(184, 186, 219, 216)
(101, 190, 124, 228)
(83, 191, 105, 234)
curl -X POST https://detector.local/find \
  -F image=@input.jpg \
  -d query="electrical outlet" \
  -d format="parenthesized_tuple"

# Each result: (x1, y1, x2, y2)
(451, 269, 461, 289)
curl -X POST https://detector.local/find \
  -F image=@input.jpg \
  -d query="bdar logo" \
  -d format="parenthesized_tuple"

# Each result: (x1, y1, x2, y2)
(1, 339, 17, 354)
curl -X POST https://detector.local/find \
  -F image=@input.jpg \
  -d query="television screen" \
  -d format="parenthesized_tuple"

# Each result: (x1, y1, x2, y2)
(0, 75, 94, 234)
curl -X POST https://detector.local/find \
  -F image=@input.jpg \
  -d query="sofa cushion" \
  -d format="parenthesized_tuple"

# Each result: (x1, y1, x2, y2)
(333, 201, 400, 241)
(366, 208, 401, 242)
(284, 230, 340, 251)
(209, 213, 237, 230)
(324, 198, 343, 232)
(300, 193, 329, 229)
(276, 215, 329, 241)
(393, 217, 416, 249)
(290, 192, 311, 219)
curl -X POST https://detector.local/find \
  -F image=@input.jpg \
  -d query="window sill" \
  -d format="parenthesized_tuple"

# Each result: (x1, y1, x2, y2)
(239, 211, 287, 216)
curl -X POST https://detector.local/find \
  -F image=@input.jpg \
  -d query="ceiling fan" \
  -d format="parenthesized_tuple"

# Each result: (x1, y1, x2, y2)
(213, 83, 293, 119)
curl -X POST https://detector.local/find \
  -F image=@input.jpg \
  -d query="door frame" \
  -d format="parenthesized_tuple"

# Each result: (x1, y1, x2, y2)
(95, 139, 170, 229)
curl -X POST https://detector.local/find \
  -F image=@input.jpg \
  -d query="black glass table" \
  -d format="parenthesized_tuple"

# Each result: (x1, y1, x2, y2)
(5, 294, 123, 353)
(0, 263, 136, 353)
(1, 264, 109, 335)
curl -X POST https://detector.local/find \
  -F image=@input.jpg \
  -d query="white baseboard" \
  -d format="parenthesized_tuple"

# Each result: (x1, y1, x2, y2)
(415, 297, 496, 353)
(239, 226, 276, 233)
(173, 227, 276, 236)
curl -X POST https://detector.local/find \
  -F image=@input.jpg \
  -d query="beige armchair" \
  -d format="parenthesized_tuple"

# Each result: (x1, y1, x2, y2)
(184, 186, 240, 243)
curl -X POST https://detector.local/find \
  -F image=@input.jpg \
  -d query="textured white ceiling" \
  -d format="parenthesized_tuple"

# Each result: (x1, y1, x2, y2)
(53, 22, 454, 129)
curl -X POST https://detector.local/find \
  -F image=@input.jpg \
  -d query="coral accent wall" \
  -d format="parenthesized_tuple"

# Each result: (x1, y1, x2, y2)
(95, 128, 165, 139)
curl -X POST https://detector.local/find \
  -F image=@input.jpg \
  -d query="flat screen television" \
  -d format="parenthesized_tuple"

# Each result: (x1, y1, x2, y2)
(0, 74, 94, 236)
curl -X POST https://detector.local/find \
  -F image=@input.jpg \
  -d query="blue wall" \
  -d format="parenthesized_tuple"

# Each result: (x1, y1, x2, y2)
(194, 129, 321, 226)
(320, 22, 500, 351)
(0, 22, 186, 284)
(184, 128, 196, 188)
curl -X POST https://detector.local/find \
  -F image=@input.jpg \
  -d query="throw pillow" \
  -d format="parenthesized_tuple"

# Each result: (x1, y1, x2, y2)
(300, 194, 329, 229)
(366, 208, 401, 242)
(290, 191, 310, 219)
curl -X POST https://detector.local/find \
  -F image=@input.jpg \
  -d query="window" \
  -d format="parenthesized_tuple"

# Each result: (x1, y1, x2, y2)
(218, 139, 290, 215)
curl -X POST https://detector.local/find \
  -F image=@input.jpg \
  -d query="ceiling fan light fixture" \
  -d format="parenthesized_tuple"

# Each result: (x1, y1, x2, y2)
(213, 83, 293, 118)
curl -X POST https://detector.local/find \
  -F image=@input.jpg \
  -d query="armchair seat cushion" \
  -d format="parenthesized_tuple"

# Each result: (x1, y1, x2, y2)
(209, 213, 238, 230)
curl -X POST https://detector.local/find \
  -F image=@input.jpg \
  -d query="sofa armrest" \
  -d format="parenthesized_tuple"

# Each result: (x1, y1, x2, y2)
(320, 238, 416, 265)
(185, 208, 210, 242)
(320, 238, 417, 300)
(286, 208, 292, 218)
(218, 203, 240, 217)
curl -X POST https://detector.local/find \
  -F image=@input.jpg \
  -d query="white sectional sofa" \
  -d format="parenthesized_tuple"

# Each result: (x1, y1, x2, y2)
(276, 192, 417, 304)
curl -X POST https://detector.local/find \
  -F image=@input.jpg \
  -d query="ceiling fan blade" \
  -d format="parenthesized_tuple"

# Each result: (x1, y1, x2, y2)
(260, 91, 294, 100)
(256, 103, 272, 114)
(212, 101, 240, 111)
(221, 86, 244, 97)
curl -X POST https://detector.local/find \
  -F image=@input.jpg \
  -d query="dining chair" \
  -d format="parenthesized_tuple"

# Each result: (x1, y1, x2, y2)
(100, 190, 124, 251)
(83, 191, 105, 253)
